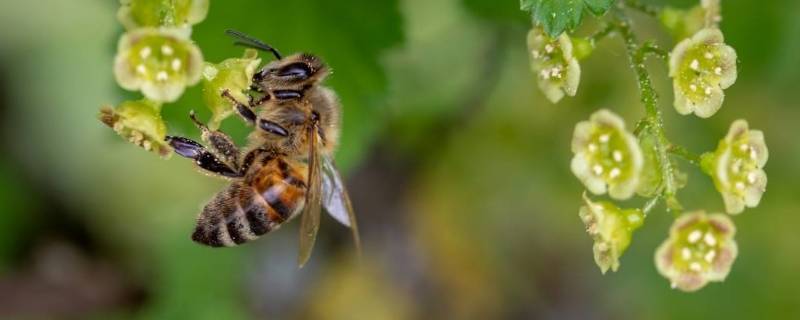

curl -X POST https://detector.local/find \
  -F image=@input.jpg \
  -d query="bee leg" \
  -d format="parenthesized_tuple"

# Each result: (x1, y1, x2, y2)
(188, 110, 241, 169)
(222, 89, 257, 125)
(165, 136, 241, 178)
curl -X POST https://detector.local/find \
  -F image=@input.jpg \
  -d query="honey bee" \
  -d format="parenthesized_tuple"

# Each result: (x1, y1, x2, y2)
(165, 30, 359, 266)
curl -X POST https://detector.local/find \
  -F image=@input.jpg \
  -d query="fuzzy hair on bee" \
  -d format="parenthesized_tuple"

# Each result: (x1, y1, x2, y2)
(165, 29, 359, 267)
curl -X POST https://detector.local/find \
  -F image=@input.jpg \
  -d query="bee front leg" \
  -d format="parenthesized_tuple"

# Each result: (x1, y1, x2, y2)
(188, 110, 241, 170)
(222, 90, 258, 125)
(165, 136, 242, 178)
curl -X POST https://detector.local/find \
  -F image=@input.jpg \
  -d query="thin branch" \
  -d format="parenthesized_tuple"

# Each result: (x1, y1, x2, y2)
(622, 0, 662, 17)
(613, 12, 680, 208)
(668, 144, 701, 166)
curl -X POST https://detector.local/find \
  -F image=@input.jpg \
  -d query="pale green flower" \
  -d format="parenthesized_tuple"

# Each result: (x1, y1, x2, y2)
(114, 28, 203, 102)
(527, 27, 580, 103)
(702, 120, 768, 214)
(98, 99, 171, 157)
(571, 110, 643, 200)
(579, 194, 644, 274)
(202, 49, 262, 129)
(655, 211, 737, 292)
(117, 0, 209, 30)
(669, 28, 737, 118)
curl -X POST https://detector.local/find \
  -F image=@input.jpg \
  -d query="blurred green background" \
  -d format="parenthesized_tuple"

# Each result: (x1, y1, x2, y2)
(0, 0, 798, 319)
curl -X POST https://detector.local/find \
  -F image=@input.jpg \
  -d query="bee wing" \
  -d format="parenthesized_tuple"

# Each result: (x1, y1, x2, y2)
(297, 125, 322, 268)
(321, 155, 361, 254)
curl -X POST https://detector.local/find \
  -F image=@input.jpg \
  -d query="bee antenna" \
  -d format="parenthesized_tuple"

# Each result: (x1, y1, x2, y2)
(225, 29, 282, 60)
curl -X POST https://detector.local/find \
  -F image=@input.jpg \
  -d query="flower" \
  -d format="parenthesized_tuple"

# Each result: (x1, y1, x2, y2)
(579, 194, 644, 274)
(202, 49, 262, 129)
(571, 109, 643, 200)
(98, 99, 171, 157)
(114, 28, 203, 103)
(527, 27, 580, 103)
(655, 211, 737, 292)
(702, 120, 768, 214)
(117, 0, 209, 30)
(668, 28, 737, 118)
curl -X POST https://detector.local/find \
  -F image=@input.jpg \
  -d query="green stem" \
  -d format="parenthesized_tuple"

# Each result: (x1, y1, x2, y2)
(613, 13, 680, 210)
(668, 144, 701, 166)
(588, 24, 616, 45)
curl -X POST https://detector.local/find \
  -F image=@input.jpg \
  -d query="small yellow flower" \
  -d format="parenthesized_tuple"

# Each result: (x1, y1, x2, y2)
(571, 109, 643, 200)
(702, 120, 768, 214)
(527, 27, 580, 103)
(669, 28, 737, 118)
(579, 194, 644, 274)
(98, 99, 171, 157)
(655, 211, 737, 292)
(114, 28, 204, 103)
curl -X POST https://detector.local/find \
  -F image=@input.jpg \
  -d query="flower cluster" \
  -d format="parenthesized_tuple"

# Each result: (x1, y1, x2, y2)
(655, 211, 737, 291)
(571, 110, 643, 200)
(526, 27, 581, 103)
(703, 120, 768, 214)
(101, 0, 213, 157)
(535, 0, 764, 293)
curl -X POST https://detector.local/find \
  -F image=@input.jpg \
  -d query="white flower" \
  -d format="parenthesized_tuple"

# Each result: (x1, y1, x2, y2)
(669, 28, 737, 118)
(655, 211, 737, 292)
(702, 120, 768, 214)
(571, 109, 643, 200)
(527, 27, 580, 103)
(114, 28, 204, 102)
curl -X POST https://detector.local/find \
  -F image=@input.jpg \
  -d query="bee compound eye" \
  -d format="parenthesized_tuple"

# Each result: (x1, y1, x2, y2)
(277, 62, 311, 79)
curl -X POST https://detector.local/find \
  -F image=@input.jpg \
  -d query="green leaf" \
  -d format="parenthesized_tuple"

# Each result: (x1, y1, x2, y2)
(521, 0, 615, 37)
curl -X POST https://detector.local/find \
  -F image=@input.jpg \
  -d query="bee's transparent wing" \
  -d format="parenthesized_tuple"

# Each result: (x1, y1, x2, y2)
(321, 155, 361, 254)
(298, 126, 322, 268)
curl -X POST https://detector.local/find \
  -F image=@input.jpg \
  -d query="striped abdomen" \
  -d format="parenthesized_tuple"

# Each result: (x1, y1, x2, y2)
(192, 157, 308, 247)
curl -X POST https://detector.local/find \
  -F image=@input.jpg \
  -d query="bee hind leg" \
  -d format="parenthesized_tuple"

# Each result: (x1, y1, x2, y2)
(165, 136, 242, 178)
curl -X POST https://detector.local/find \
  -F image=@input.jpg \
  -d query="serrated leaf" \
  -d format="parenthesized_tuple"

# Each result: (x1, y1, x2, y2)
(521, 0, 615, 37)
